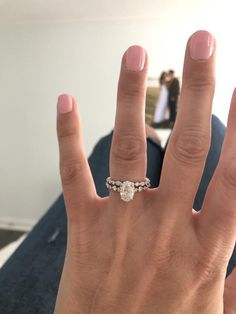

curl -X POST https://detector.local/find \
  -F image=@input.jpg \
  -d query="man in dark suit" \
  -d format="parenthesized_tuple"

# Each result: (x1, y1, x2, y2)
(167, 70, 180, 126)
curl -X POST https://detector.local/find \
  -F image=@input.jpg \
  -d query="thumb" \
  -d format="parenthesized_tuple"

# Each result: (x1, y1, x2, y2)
(224, 267, 236, 312)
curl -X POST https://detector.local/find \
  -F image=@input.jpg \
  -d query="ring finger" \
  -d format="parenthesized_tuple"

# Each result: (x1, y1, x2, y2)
(109, 45, 149, 204)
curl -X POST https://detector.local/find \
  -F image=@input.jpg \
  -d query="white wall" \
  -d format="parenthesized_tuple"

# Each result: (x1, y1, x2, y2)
(0, 7, 234, 229)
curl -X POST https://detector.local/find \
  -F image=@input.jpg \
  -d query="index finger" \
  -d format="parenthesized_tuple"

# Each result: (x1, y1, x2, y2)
(57, 95, 98, 223)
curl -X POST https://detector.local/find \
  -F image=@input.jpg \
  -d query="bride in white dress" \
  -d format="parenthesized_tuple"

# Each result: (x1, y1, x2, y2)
(153, 72, 169, 123)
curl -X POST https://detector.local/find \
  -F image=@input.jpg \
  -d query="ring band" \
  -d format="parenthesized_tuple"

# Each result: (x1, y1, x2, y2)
(105, 176, 151, 202)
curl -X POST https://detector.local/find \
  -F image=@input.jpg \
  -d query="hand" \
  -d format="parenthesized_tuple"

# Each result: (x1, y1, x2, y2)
(54, 30, 236, 313)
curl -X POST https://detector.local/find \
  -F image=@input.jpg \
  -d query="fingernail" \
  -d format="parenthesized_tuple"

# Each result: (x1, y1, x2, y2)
(57, 94, 73, 114)
(126, 45, 145, 71)
(189, 30, 215, 61)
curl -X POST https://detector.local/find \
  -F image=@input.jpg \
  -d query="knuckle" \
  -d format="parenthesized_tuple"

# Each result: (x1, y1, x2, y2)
(119, 80, 145, 101)
(57, 123, 77, 140)
(112, 135, 146, 162)
(60, 161, 85, 186)
(171, 128, 210, 165)
(184, 73, 215, 92)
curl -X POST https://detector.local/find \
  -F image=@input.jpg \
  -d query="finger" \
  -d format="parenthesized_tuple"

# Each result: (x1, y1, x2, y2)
(195, 89, 236, 266)
(109, 45, 149, 201)
(157, 30, 216, 218)
(224, 267, 236, 312)
(57, 94, 98, 222)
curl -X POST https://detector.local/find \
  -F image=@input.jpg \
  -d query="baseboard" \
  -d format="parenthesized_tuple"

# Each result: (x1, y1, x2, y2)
(0, 216, 37, 232)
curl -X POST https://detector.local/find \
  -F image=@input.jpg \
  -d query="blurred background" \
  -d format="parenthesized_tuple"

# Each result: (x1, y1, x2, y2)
(0, 0, 235, 231)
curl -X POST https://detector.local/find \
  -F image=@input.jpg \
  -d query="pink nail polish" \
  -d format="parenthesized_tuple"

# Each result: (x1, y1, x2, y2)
(126, 45, 145, 71)
(189, 30, 215, 61)
(57, 94, 73, 114)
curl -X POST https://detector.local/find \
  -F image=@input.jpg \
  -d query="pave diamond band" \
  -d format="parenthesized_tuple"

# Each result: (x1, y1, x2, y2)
(106, 177, 151, 202)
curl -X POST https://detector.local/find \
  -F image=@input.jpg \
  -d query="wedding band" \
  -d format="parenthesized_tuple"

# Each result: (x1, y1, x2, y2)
(105, 176, 151, 202)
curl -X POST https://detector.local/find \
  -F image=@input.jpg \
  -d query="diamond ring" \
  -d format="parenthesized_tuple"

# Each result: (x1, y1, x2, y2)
(105, 177, 151, 202)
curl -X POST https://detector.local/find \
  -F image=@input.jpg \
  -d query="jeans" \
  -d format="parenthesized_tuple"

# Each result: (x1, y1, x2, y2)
(0, 114, 234, 314)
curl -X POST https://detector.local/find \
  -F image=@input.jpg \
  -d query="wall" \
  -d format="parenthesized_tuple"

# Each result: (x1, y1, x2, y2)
(0, 10, 233, 229)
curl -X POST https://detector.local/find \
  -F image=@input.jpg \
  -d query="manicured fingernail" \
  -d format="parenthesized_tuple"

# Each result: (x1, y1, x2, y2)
(126, 45, 145, 71)
(57, 94, 73, 114)
(189, 30, 215, 61)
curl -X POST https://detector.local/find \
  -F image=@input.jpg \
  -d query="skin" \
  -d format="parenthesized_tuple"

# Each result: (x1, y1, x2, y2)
(54, 30, 236, 313)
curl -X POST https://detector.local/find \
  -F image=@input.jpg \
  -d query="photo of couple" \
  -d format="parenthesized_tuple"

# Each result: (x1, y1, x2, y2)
(150, 70, 180, 129)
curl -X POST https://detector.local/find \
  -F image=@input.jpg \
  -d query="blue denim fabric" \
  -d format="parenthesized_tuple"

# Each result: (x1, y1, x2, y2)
(0, 114, 234, 314)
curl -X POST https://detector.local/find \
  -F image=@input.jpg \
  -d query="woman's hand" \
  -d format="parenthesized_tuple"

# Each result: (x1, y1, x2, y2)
(54, 30, 236, 313)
